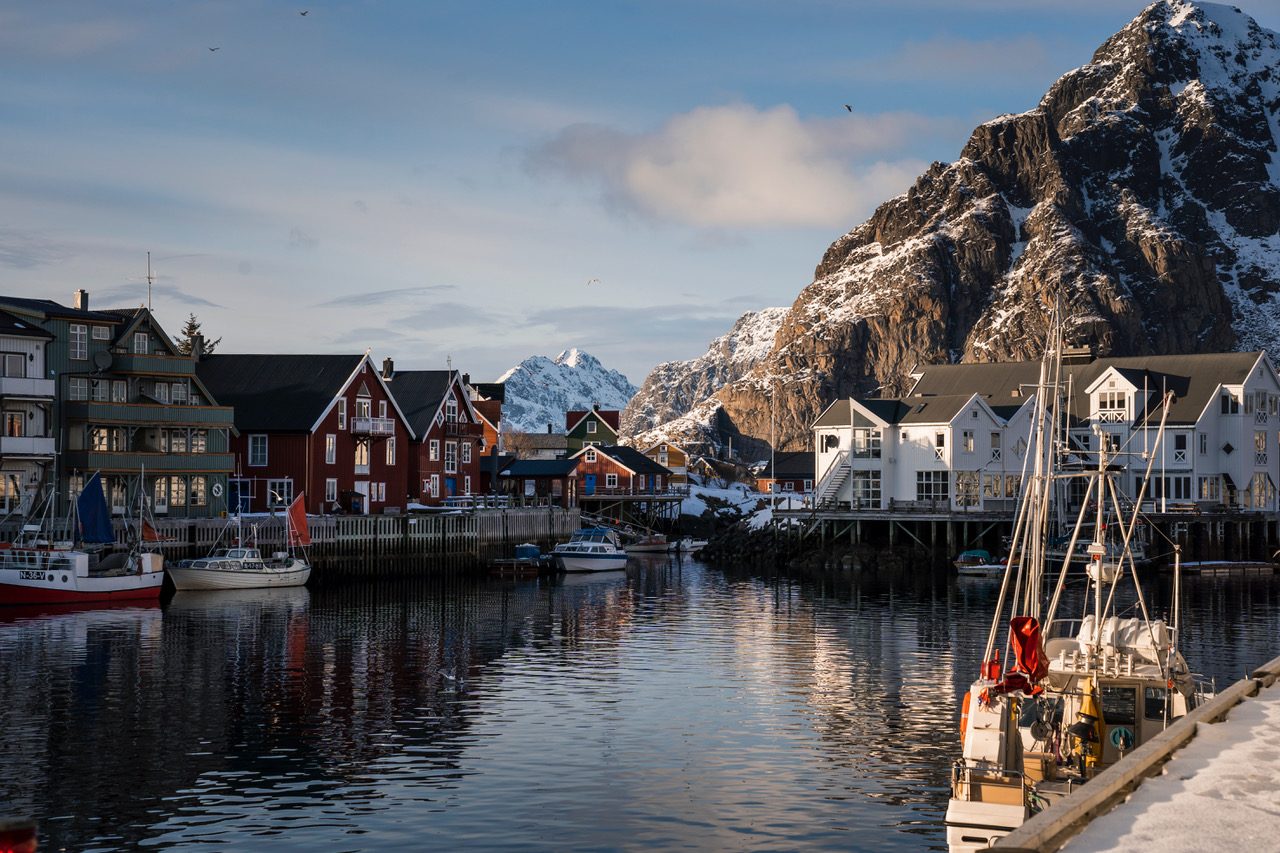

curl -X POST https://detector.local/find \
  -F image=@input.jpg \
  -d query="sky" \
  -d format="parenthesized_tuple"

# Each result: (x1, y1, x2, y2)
(2, 0, 1278, 385)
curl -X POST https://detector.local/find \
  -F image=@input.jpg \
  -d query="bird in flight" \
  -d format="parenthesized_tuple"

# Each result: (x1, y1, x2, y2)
(300, 9, 309, 14)
(209, 46, 220, 52)
(844, 104, 852, 112)
(587, 278, 601, 286)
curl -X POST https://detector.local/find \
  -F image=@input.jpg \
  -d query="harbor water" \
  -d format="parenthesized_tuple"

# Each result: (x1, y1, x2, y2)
(2, 558, 1278, 851)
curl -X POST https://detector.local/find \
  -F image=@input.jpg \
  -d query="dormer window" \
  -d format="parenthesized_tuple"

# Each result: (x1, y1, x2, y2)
(1097, 391, 1126, 422)
(446, 398, 458, 423)
(585, 448, 597, 463)
(133, 332, 148, 354)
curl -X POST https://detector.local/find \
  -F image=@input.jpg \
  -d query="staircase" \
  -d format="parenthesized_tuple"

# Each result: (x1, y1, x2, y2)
(815, 451, 850, 507)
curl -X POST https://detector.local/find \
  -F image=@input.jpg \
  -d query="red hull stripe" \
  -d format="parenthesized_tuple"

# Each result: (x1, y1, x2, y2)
(0, 581, 163, 606)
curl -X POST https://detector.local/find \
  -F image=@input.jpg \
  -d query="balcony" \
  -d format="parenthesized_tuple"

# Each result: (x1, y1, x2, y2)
(64, 401, 235, 427)
(62, 450, 234, 473)
(1096, 410, 1126, 423)
(110, 352, 196, 376)
(444, 420, 483, 437)
(0, 436, 55, 457)
(0, 376, 55, 399)
(351, 416, 395, 436)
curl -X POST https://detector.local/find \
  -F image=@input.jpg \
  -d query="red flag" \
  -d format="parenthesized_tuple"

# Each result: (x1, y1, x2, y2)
(1009, 616, 1049, 683)
(288, 494, 311, 546)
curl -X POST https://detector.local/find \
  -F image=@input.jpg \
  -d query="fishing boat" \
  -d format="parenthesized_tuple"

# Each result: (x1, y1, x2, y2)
(0, 473, 164, 605)
(168, 495, 311, 590)
(627, 532, 671, 553)
(944, 310, 1210, 852)
(675, 537, 708, 555)
(551, 527, 628, 572)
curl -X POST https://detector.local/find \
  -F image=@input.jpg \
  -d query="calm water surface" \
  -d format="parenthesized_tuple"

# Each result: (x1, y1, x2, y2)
(2, 559, 1278, 852)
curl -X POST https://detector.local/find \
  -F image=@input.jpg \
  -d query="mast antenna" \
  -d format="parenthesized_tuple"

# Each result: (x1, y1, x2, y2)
(146, 251, 154, 311)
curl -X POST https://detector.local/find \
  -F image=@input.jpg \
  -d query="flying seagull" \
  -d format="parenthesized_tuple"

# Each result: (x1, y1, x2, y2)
(300, 9, 309, 14)
(587, 278, 600, 286)
(209, 46, 220, 51)
(844, 104, 852, 112)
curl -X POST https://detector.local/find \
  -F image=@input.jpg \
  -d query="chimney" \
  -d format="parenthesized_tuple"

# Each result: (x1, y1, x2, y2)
(547, 423, 552, 434)
(73, 289, 88, 311)
(382, 357, 394, 380)
(191, 333, 205, 362)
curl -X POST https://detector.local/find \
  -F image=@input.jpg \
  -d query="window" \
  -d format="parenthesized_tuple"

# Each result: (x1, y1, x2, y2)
(354, 440, 369, 473)
(1252, 472, 1274, 508)
(934, 432, 946, 461)
(429, 439, 440, 461)
(1, 353, 24, 378)
(112, 380, 127, 402)
(192, 430, 208, 453)
(325, 434, 336, 464)
(267, 479, 293, 507)
(69, 324, 87, 360)
(853, 428, 881, 459)
(172, 383, 188, 403)
(780, 481, 792, 492)
(326, 479, 338, 502)
(91, 326, 110, 340)
(229, 478, 253, 513)
(1199, 432, 1207, 455)
(1099, 686, 1137, 726)
(1097, 390, 1126, 421)
(1174, 433, 1187, 463)
(586, 420, 597, 434)
(378, 400, 387, 418)
(133, 332, 148, 354)
(69, 377, 88, 400)
(916, 471, 949, 501)
(3, 412, 23, 438)
(168, 476, 187, 507)
(585, 448, 597, 463)
(461, 442, 471, 465)
(1199, 476, 1221, 501)
(154, 382, 169, 404)
(444, 441, 457, 474)
(446, 398, 458, 422)
(605, 472, 618, 489)
(378, 482, 386, 502)
(962, 430, 974, 453)
(991, 432, 1002, 461)
(1144, 686, 1171, 722)
(91, 379, 109, 402)
(1221, 392, 1240, 414)
(338, 398, 347, 429)
(151, 477, 166, 510)
(169, 430, 188, 453)
(190, 476, 207, 507)
(248, 434, 268, 467)
(955, 471, 980, 507)
(464, 475, 471, 494)
(386, 436, 396, 465)
(356, 397, 371, 419)
(430, 474, 440, 497)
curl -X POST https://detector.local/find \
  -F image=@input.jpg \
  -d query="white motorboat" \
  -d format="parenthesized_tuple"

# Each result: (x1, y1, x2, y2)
(675, 537, 708, 555)
(552, 528, 628, 572)
(168, 495, 312, 591)
(0, 474, 163, 606)
(627, 533, 671, 553)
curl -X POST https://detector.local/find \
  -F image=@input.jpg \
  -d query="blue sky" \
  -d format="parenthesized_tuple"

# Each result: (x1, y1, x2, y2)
(2, 0, 1277, 383)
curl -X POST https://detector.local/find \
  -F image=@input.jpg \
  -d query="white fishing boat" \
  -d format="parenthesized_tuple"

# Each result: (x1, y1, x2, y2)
(168, 495, 311, 591)
(945, 309, 1210, 852)
(675, 537, 708, 555)
(551, 527, 628, 572)
(0, 473, 163, 606)
(627, 532, 671, 553)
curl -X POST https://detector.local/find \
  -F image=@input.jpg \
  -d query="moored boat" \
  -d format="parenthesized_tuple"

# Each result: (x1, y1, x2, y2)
(0, 473, 163, 606)
(627, 533, 671, 553)
(551, 527, 627, 572)
(167, 495, 312, 591)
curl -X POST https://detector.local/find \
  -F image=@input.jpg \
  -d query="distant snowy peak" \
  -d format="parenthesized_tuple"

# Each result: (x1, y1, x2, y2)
(620, 307, 788, 438)
(497, 350, 637, 435)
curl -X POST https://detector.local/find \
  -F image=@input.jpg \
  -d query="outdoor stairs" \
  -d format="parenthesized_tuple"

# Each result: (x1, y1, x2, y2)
(815, 451, 850, 507)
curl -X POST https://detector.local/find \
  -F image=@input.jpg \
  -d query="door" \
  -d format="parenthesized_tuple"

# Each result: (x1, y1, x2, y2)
(354, 481, 370, 514)
(446, 477, 457, 497)
(584, 474, 596, 496)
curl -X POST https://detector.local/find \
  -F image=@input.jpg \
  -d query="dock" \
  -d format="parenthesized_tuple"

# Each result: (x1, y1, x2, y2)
(995, 653, 1280, 852)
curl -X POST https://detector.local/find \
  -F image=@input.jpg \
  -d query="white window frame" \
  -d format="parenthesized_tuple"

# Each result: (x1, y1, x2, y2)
(461, 442, 471, 465)
(386, 436, 396, 465)
(325, 433, 336, 465)
(430, 474, 440, 497)
(587, 420, 597, 434)
(248, 434, 268, 467)
(444, 440, 457, 474)
(338, 398, 347, 429)
(429, 439, 440, 461)
(69, 324, 88, 360)
(154, 382, 169, 404)
(379, 400, 387, 418)
(133, 332, 149, 354)
(325, 478, 338, 502)
(266, 478, 293, 508)
(605, 472, 618, 489)
(69, 377, 88, 400)
(464, 475, 471, 494)
(91, 325, 110, 340)
(585, 448, 597, 463)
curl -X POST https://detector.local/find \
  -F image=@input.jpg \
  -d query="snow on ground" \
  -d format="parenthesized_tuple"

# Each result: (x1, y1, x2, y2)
(678, 484, 808, 528)
(1063, 681, 1280, 852)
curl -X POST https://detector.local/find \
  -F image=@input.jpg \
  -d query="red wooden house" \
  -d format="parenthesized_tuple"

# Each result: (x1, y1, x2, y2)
(383, 364, 485, 504)
(568, 444, 671, 496)
(198, 353, 414, 515)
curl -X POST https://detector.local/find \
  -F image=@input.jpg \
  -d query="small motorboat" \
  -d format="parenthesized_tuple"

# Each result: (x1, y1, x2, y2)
(627, 533, 671, 553)
(167, 495, 311, 591)
(675, 537, 708, 555)
(551, 528, 627, 572)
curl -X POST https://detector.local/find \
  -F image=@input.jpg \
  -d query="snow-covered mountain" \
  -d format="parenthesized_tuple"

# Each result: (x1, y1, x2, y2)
(631, 0, 1280, 455)
(621, 307, 787, 440)
(497, 349, 637, 435)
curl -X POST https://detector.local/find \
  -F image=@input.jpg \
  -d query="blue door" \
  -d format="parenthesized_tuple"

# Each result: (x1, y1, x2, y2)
(584, 474, 596, 496)
(446, 477, 457, 497)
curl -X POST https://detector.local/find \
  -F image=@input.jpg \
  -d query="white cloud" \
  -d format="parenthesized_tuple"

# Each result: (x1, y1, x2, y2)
(526, 103, 935, 228)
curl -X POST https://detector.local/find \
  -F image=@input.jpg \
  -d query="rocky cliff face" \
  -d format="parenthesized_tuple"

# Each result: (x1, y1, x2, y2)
(621, 307, 787, 438)
(497, 348, 637, 434)
(637, 0, 1280, 456)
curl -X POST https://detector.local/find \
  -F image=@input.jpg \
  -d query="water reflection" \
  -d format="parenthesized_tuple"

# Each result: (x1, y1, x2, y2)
(0, 561, 1276, 851)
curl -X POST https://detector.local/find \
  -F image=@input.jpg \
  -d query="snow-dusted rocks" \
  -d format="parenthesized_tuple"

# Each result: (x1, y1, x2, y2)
(497, 348, 637, 435)
(631, 0, 1280, 455)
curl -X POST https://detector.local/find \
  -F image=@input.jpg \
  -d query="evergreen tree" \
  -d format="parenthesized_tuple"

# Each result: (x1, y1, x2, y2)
(176, 313, 221, 355)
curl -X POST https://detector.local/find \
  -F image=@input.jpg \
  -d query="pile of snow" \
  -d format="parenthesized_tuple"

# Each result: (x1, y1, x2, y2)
(679, 483, 809, 529)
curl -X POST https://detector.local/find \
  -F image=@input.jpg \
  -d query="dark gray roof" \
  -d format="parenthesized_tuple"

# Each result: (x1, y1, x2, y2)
(761, 451, 814, 478)
(0, 295, 122, 323)
(197, 354, 363, 432)
(471, 381, 505, 402)
(594, 445, 670, 475)
(386, 370, 453, 437)
(502, 459, 579, 477)
(813, 394, 979, 427)
(523, 433, 569, 449)
(0, 309, 53, 339)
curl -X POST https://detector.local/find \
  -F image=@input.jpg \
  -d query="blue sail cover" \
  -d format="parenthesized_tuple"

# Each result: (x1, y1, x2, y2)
(77, 473, 114, 544)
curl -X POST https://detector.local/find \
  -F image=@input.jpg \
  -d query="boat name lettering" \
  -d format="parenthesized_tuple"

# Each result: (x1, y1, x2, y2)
(18, 570, 48, 581)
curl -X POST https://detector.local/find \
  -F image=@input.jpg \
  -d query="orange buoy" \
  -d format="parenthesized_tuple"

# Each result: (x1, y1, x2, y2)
(960, 690, 971, 741)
